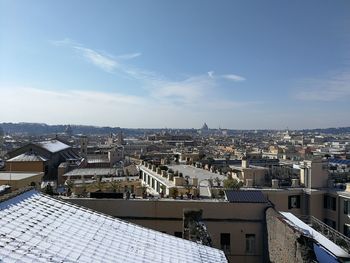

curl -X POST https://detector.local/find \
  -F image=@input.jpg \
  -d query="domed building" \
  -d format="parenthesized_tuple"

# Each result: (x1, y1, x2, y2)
(198, 122, 209, 136)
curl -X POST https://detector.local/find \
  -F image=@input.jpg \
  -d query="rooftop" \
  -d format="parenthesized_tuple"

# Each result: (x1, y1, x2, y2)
(0, 172, 43, 181)
(63, 168, 117, 177)
(224, 190, 268, 203)
(167, 165, 226, 183)
(281, 212, 350, 260)
(36, 140, 71, 153)
(7, 152, 48, 162)
(0, 190, 227, 263)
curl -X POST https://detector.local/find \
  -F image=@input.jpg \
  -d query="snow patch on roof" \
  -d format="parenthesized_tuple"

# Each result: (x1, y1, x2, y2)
(0, 190, 227, 263)
(280, 212, 350, 259)
(36, 140, 70, 153)
(7, 152, 48, 162)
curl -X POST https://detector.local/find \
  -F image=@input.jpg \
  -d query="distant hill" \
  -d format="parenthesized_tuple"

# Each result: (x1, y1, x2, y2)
(301, 127, 350, 134)
(0, 122, 349, 136)
(0, 122, 120, 135)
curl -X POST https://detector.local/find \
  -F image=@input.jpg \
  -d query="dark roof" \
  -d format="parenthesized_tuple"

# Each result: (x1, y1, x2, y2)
(329, 159, 350, 166)
(224, 190, 268, 203)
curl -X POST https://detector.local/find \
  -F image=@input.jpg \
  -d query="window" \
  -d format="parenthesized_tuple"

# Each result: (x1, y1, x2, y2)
(344, 224, 350, 237)
(220, 233, 230, 253)
(174, 232, 182, 238)
(288, 195, 300, 209)
(324, 195, 336, 211)
(344, 200, 350, 215)
(324, 218, 336, 229)
(246, 234, 256, 254)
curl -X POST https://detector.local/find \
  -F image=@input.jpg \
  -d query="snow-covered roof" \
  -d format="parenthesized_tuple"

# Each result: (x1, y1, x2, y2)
(280, 212, 350, 259)
(36, 140, 70, 153)
(0, 172, 43, 181)
(63, 168, 117, 177)
(0, 190, 227, 263)
(7, 152, 48, 162)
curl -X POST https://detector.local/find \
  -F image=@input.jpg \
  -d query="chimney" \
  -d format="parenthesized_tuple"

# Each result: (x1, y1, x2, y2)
(168, 173, 174, 181)
(272, 179, 279, 189)
(192, 178, 198, 186)
(161, 170, 167, 178)
(242, 156, 249, 168)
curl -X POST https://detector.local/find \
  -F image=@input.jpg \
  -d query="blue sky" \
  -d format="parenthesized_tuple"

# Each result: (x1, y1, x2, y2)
(1, 0, 350, 129)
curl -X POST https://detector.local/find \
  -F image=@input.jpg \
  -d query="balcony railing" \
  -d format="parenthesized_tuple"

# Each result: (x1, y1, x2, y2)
(298, 215, 350, 253)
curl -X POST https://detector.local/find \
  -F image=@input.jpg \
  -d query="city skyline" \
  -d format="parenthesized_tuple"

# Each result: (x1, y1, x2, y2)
(1, 0, 350, 129)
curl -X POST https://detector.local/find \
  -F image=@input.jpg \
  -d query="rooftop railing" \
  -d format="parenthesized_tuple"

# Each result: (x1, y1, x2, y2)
(298, 215, 350, 253)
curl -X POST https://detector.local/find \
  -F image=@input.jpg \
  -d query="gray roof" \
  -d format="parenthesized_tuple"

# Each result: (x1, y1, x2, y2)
(36, 140, 70, 153)
(0, 172, 43, 181)
(224, 190, 268, 203)
(0, 190, 227, 263)
(63, 168, 117, 177)
(7, 152, 47, 162)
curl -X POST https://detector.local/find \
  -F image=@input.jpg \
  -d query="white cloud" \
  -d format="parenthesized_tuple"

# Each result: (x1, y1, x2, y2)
(117, 53, 142, 60)
(148, 75, 215, 104)
(294, 69, 350, 101)
(222, 74, 246, 82)
(0, 85, 260, 128)
(47, 39, 252, 122)
(207, 71, 214, 78)
(74, 47, 118, 73)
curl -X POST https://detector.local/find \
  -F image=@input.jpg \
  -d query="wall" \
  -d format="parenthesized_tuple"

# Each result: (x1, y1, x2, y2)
(0, 173, 43, 190)
(6, 161, 44, 173)
(64, 197, 269, 263)
(266, 208, 317, 263)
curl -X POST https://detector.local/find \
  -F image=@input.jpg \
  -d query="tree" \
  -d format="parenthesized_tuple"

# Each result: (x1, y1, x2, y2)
(109, 180, 122, 193)
(184, 175, 190, 186)
(159, 165, 168, 171)
(65, 180, 74, 196)
(94, 180, 104, 192)
(141, 186, 148, 198)
(44, 184, 54, 195)
(214, 177, 221, 187)
(207, 178, 213, 188)
(223, 178, 243, 190)
(170, 188, 179, 199)
(160, 185, 166, 197)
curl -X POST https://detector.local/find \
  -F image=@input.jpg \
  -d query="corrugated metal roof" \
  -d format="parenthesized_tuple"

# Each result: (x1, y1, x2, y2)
(36, 140, 70, 153)
(224, 190, 267, 203)
(7, 152, 48, 162)
(0, 190, 227, 263)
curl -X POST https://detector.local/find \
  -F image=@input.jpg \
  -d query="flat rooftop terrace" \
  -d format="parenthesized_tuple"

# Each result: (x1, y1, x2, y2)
(167, 165, 227, 182)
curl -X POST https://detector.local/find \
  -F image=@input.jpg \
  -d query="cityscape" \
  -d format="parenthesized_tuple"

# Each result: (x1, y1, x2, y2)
(1, 1, 350, 263)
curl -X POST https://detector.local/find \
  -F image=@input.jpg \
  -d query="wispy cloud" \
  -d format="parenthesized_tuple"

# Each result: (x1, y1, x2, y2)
(207, 71, 246, 82)
(51, 38, 249, 107)
(117, 53, 142, 60)
(222, 74, 246, 82)
(149, 75, 215, 104)
(74, 46, 118, 73)
(294, 69, 350, 101)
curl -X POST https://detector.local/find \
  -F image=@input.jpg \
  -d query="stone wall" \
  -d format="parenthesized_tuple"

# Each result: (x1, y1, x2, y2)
(266, 208, 316, 263)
